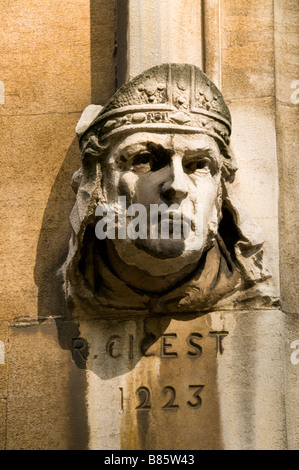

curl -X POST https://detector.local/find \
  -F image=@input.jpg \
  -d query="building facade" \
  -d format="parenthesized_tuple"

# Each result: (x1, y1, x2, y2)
(0, 0, 298, 450)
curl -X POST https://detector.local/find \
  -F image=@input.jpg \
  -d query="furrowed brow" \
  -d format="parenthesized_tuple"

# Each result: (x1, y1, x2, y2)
(117, 142, 148, 159)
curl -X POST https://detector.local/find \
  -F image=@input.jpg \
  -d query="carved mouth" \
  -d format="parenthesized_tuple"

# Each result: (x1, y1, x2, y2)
(154, 211, 195, 239)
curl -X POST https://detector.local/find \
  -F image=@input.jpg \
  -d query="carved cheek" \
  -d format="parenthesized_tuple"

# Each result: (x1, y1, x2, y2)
(205, 180, 222, 225)
(136, 171, 166, 205)
(190, 177, 221, 220)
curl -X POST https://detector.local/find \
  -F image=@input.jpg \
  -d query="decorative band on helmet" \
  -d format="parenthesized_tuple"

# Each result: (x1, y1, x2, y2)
(94, 106, 231, 148)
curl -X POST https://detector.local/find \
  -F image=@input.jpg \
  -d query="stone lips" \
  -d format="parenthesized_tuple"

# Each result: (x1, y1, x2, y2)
(80, 63, 232, 149)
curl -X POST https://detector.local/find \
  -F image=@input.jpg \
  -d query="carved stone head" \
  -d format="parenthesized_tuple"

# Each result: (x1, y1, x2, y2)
(64, 64, 274, 318)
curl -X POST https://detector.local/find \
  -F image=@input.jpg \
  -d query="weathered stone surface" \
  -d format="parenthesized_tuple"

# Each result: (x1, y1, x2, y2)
(0, 0, 117, 451)
(221, 0, 275, 99)
(276, 104, 299, 314)
(203, 0, 221, 88)
(80, 309, 291, 450)
(229, 97, 279, 294)
(274, 0, 299, 314)
(126, 0, 203, 80)
(0, 399, 6, 450)
(274, 0, 299, 105)
(0, 0, 298, 452)
(0, 323, 9, 398)
(0, 114, 81, 323)
(284, 312, 299, 450)
(90, 0, 117, 104)
(0, 323, 8, 450)
(0, 0, 116, 115)
(6, 320, 89, 450)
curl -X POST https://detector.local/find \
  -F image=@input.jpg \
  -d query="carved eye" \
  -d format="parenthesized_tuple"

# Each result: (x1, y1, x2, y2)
(184, 159, 210, 174)
(132, 152, 153, 173)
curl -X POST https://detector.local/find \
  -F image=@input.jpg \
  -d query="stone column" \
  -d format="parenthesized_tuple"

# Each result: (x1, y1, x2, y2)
(118, 0, 204, 83)
(274, 0, 299, 450)
(274, 0, 299, 316)
(202, 0, 221, 88)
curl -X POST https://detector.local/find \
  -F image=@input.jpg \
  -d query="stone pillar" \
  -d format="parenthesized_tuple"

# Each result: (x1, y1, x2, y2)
(202, 0, 221, 88)
(121, 0, 203, 82)
(274, 0, 299, 315)
(274, 0, 299, 450)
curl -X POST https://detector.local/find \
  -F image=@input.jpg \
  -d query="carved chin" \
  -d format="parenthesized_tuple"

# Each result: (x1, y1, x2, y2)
(134, 237, 186, 259)
(109, 207, 221, 276)
(111, 226, 216, 275)
(133, 223, 218, 260)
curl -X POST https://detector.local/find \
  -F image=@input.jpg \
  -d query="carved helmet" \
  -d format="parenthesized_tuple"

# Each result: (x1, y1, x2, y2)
(78, 63, 232, 152)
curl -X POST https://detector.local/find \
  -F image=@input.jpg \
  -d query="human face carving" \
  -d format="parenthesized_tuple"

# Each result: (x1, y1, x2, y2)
(103, 132, 222, 276)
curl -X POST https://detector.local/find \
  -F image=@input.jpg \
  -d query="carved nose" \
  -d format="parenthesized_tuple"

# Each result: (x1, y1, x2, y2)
(161, 157, 188, 203)
(161, 186, 187, 203)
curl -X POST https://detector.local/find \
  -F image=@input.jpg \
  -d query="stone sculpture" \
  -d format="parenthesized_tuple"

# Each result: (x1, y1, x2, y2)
(63, 63, 275, 318)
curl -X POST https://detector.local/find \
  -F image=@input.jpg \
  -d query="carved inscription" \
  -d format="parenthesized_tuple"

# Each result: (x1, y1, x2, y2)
(162, 386, 179, 410)
(106, 331, 228, 359)
(120, 385, 205, 411)
(208, 331, 228, 356)
(161, 334, 178, 357)
(119, 387, 124, 411)
(111, 330, 227, 413)
(187, 385, 204, 409)
(186, 333, 202, 357)
(136, 386, 151, 409)
(72, 337, 89, 366)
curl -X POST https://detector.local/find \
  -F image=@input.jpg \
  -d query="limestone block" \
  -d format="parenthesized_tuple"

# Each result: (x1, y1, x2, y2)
(126, 0, 203, 80)
(276, 104, 299, 313)
(229, 97, 279, 295)
(0, 0, 116, 115)
(284, 312, 299, 450)
(203, 0, 221, 88)
(0, 323, 9, 450)
(0, 399, 6, 450)
(0, 323, 9, 397)
(80, 316, 226, 450)
(6, 320, 88, 450)
(90, 0, 117, 104)
(274, 0, 299, 105)
(0, 113, 81, 322)
(221, 0, 274, 99)
(79, 309, 290, 450)
(274, 0, 299, 314)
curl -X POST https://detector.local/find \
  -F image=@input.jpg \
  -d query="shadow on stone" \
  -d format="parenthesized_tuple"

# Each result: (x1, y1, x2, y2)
(34, 137, 80, 348)
(34, 137, 89, 449)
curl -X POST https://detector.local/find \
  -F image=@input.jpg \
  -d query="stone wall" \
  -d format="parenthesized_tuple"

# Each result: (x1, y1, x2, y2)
(0, 0, 298, 450)
(0, 0, 116, 450)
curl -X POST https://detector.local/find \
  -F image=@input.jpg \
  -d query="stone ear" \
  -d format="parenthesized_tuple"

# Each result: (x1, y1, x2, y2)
(75, 104, 103, 138)
(220, 145, 238, 183)
(71, 168, 83, 194)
